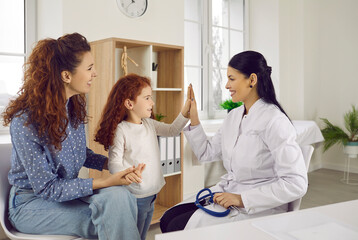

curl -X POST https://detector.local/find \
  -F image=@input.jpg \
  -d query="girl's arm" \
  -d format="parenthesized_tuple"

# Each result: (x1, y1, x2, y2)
(108, 126, 130, 173)
(152, 85, 193, 136)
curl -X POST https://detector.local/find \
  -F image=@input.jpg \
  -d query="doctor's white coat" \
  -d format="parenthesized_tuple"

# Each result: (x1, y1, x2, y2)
(183, 99, 308, 229)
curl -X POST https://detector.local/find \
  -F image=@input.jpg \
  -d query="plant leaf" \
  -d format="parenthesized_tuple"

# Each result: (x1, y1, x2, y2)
(220, 99, 243, 110)
(320, 118, 349, 152)
(344, 105, 358, 138)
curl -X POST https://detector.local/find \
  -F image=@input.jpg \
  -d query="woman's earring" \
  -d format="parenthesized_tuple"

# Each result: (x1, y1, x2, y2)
(250, 85, 253, 88)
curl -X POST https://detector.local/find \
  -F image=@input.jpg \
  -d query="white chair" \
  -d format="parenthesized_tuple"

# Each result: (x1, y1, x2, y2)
(287, 145, 314, 211)
(0, 144, 92, 240)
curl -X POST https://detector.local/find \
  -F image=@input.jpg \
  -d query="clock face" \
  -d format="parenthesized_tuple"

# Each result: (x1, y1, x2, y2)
(117, 0, 148, 18)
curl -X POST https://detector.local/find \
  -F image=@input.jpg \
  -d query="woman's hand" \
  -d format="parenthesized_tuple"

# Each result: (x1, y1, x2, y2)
(181, 84, 193, 118)
(188, 84, 200, 126)
(93, 163, 146, 189)
(213, 192, 244, 209)
(124, 163, 146, 184)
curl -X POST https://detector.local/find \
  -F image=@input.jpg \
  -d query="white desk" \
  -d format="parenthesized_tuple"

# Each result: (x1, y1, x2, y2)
(292, 120, 324, 147)
(155, 200, 358, 240)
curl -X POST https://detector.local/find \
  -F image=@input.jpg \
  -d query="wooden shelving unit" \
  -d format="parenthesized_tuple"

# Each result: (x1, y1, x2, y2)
(87, 38, 184, 224)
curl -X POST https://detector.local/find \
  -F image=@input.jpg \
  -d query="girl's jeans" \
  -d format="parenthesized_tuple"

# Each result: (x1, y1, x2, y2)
(136, 194, 156, 240)
(8, 185, 140, 240)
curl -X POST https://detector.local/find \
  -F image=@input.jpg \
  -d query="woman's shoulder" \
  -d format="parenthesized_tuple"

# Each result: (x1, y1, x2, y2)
(10, 112, 29, 129)
(10, 112, 42, 141)
(256, 101, 285, 118)
(250, 101, 291, 131)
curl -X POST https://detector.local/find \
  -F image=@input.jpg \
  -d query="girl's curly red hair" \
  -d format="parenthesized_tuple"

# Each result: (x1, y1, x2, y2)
(2, 33, 90, 151)
(95, 74, 151, 151)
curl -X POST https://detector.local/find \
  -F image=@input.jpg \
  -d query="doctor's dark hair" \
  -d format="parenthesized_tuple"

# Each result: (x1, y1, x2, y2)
(2, 32, 91, 151)
(228, 50, 289, 119)
(94, 73, 151, 151)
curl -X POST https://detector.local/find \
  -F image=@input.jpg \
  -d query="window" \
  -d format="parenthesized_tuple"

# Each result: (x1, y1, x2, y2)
(0, 0, 36, 134)
(184, 0, 246, 119)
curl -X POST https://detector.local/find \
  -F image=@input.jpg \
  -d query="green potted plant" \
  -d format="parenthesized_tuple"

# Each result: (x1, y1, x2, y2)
(320, 105, 358, 157)
(154, 113, 166, 122)
(220, 99, 243, 113)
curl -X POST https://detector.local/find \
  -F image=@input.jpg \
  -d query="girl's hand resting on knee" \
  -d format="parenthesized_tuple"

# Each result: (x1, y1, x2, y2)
(92, 163, 146, 189)
(213, 192, 244, 209)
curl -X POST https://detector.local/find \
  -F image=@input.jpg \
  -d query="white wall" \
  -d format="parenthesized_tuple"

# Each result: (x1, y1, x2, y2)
(248, 0, 280, 98)
(312, 0, 358, 172)
(37, 0, 184, 46)
(280, 0, 358, 172)
(249, 0, 358, 173)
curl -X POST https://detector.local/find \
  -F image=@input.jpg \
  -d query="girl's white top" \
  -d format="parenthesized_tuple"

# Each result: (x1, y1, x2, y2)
(108, 113, 188, 198)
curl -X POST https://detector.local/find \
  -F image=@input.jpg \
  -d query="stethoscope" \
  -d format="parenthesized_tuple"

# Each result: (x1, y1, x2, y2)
(195, 188, 237, 217)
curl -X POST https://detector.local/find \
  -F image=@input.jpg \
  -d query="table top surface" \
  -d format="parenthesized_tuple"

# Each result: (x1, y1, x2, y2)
(155, 199, 358, 240)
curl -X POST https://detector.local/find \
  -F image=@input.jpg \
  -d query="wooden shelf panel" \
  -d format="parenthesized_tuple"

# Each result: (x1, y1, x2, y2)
(164, 171, 181, 177)
(153, 88, 182, 91)
(151, 203, 169, 225)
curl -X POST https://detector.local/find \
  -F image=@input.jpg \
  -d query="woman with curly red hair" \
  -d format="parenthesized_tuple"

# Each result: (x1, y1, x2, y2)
(95, 74, 191, 240)
(2, 33, 143, 240)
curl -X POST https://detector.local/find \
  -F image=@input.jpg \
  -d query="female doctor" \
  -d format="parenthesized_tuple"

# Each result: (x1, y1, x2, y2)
(183, 50, 308, 229)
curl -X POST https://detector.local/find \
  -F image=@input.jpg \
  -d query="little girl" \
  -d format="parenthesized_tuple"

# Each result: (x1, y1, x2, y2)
(95, 74, 191, 240)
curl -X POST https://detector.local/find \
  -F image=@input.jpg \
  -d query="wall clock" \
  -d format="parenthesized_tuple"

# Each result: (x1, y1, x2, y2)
(117, 0, 148, 18)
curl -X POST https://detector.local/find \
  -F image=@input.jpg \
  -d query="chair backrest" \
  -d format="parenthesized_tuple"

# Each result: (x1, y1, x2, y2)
(0, 143, 14, 237)
(0, 144, 92, 240)
(287, 145, 314, 212)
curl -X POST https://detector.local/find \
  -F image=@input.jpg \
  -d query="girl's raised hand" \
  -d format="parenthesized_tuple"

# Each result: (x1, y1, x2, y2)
(181, 84, 192, 118)
(188, 84, 200, 126)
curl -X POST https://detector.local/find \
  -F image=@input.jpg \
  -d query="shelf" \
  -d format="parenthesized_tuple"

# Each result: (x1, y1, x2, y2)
(164, 171, 181, 178)
(151, 203, 169, 224)
(153, 88, 182, 92)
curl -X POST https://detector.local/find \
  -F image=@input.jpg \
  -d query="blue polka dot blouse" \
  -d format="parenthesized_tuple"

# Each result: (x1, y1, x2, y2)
(8, 113, 107, 202)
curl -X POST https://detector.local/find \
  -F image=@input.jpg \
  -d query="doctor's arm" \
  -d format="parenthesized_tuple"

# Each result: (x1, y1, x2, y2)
(240, 117, 308, 214)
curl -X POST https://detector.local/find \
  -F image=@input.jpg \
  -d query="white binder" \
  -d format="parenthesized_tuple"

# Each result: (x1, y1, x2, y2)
(166, 136, 175, 174)
(159, 137, 167, 174)
(174, 135, 181, 172)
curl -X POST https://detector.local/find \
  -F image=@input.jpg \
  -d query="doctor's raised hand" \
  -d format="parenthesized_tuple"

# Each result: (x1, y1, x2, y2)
(162, 51, 308, 231)
(181, 84, 194, 118)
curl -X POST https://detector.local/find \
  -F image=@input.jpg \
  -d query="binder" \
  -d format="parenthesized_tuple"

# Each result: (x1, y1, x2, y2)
(159, 137, 167, 174)
(174, 135, 181, 172)
(166, 136, 175, 174)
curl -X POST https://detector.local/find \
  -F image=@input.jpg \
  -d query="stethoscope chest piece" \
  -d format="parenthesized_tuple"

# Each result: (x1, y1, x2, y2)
(195, 188, 231, 217)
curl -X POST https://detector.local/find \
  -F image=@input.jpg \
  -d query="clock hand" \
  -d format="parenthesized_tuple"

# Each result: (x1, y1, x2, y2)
(125, 0, 135, 10)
